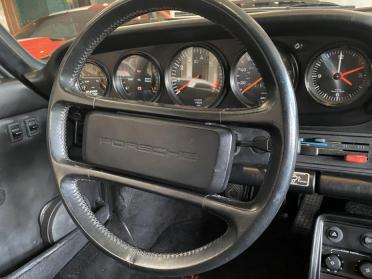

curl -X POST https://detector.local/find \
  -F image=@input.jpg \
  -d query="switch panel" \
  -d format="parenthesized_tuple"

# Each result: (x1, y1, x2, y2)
(310, 215, 372, 279)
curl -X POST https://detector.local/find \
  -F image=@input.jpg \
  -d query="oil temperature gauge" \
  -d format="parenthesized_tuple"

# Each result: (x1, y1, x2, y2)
(78, 62, 108, 97)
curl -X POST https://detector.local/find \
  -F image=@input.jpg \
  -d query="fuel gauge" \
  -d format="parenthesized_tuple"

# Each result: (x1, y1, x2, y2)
(115, 54, 161, 102)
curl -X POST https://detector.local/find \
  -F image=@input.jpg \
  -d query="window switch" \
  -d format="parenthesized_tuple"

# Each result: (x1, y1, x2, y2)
(25, 118, 39, 137)
(8, 123, 23, 142)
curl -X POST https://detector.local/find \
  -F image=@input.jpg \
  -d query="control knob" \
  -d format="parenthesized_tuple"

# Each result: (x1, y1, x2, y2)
(324, 254, 342, 272)
(360, 262, 372, 278)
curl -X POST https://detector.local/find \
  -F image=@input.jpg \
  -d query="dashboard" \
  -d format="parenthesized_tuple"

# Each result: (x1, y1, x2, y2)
(43, 9, 372, 201)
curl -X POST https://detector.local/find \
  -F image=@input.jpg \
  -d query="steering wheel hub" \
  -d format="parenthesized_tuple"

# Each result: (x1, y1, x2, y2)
(83, 112, 235, 193)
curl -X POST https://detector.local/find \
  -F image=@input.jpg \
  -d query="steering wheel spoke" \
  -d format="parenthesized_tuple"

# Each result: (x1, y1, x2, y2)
(55, 156, 260, 243)
(56, 158, 259, 274)
(55, 157, 258, 233)
(203, 194, 260, 237)
(54, 159, 209, 208)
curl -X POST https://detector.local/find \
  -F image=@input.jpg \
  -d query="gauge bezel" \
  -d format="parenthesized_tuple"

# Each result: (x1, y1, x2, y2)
(77, 59, 110, 97)
(278, 45, 299, 91)
(230, 49, 267, 108)
(114, 52, 162, 102)
(305, 46, 372, 108)
(165, 44, 228, 108)
(230, 46, 299, 108)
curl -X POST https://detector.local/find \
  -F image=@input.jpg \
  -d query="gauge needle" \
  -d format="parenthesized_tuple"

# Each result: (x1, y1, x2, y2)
(337, 51, 343, 73)
(241, 77, 263, 94)
(340, 65, 366, 77)
(176, 75, 200, 94)
(338, 65, 366, 86)
(340, 76, 352, 86)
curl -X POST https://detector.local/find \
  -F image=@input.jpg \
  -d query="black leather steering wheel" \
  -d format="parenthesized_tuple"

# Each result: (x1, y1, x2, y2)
(48, 0, 298, 276)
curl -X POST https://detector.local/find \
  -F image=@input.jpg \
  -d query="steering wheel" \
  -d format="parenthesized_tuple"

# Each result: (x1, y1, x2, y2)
(48, 0, 298, 276)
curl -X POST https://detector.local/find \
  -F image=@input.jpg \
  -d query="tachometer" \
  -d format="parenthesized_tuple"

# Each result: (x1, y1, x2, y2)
(231, 50, 297, 107)
(78, 62, 108, 97)
(166, 46, 225, 107)
(305, 47, 372, 107)
(115, 54, 161, 102)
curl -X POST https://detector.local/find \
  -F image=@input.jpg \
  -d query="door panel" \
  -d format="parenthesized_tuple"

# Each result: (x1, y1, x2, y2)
(0, 80, 57, 275)
(0, 79, 47, 119)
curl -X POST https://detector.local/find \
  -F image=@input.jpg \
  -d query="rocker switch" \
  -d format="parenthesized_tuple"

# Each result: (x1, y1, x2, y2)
(8, 123, 23, 142)
(25, 118, 39, 137)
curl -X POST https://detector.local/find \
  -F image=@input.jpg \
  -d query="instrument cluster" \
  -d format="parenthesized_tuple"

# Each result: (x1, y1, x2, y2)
(78, 43, 372, 109)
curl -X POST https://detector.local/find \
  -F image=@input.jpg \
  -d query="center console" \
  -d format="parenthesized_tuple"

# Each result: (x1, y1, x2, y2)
(310, 215, 372, 279)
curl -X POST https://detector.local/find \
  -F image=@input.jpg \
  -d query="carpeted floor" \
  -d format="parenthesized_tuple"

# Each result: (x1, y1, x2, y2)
(56, 218, 310, 279)
(56, 187, 311, 279)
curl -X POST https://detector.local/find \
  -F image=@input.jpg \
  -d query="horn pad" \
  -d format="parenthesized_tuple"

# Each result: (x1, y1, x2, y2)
(83, 112, 235, 193)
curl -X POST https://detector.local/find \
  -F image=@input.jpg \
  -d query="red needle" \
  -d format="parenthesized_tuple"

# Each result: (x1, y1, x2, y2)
(176, 75, 200, 95)
(241, 77, 263, 94)
(340, 65, 366, 77)
(338, 65, 366, 86)
(340, 76, 352, 86)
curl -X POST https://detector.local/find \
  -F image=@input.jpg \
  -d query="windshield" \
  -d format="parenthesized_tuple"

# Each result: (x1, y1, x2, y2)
(234, 0, 370, 7)
(1, 0, 370, 60)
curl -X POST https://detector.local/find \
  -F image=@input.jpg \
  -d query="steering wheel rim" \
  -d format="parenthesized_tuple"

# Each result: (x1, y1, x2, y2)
(48, 0, 298, 276)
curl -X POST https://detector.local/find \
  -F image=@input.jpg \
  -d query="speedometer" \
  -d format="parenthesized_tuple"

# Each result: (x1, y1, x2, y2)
(231, 49, 297, 107)
(305, 47, 372, 107)
(165, 46, 225, 107)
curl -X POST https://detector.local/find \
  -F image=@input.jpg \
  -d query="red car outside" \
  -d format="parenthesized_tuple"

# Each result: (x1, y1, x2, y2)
(15, 4, 172, 60)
